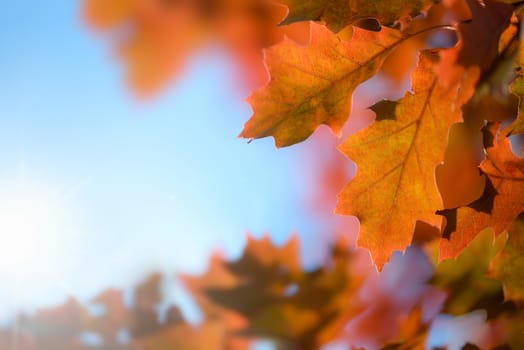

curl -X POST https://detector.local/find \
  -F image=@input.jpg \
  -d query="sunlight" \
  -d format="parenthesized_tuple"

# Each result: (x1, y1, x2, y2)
(0, 183, 70, 276)
(0, 178, 84, 323)
(0, 200, 52, 269)
(0, 209, 38, 267)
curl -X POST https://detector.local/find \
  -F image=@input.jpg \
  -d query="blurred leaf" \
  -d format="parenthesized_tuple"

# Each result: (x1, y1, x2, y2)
(187, 235, 363, 349)
(494, 309, 524, 348)
(436, 0, 514, 106)
(84, 0, 310, 94)
(379, 306, 428, 350)
(133, 322, 225, 350)
(505, 76, 524, 136)
(491, 213, 524, 304)
(0, 273, 210, 350)
(432, 229, 508, 317)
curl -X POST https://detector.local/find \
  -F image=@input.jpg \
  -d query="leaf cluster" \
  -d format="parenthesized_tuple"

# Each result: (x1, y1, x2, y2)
(75, 0, 524, 348)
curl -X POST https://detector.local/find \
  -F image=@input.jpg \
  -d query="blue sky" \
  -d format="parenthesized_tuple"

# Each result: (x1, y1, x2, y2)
(0, 0, 331, 321)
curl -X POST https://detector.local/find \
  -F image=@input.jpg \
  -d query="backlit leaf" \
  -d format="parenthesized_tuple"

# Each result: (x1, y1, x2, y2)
(336, 50, 461, 269)
(439, 123, 524, 259)
(242, 23, 403, 147)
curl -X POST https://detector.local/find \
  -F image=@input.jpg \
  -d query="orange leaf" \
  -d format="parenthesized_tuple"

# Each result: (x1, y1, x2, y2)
(439, 123, 524, 259)
(84, 0, 307, 95)
(336, 50, 462, 269)
(435, 123, 486, 209)
(84, 0, 135, 29)
(242, 23, 403, 147)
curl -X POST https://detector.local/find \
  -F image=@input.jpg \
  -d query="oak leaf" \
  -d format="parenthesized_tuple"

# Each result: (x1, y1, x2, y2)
(336, 50, 461, 269)
(278, 0, 437, 33)
(241, 22, 404, 147)
(438, 123, 524, 259)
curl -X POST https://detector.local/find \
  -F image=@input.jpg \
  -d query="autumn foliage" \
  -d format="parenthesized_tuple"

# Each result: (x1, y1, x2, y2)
(5, 0, 524, 348)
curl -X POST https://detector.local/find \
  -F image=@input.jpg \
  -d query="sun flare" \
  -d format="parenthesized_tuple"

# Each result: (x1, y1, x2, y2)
(0, 209, 38, 267)
(0, 175, 83, 319)
(0, 204, 49, 270)
(0, 183, 70, 276)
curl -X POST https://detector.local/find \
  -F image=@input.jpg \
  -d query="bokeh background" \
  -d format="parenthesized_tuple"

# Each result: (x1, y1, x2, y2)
(0, 0, 357, 324)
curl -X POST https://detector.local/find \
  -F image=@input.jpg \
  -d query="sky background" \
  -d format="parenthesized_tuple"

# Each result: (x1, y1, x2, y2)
(0, 0, 340, 322)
